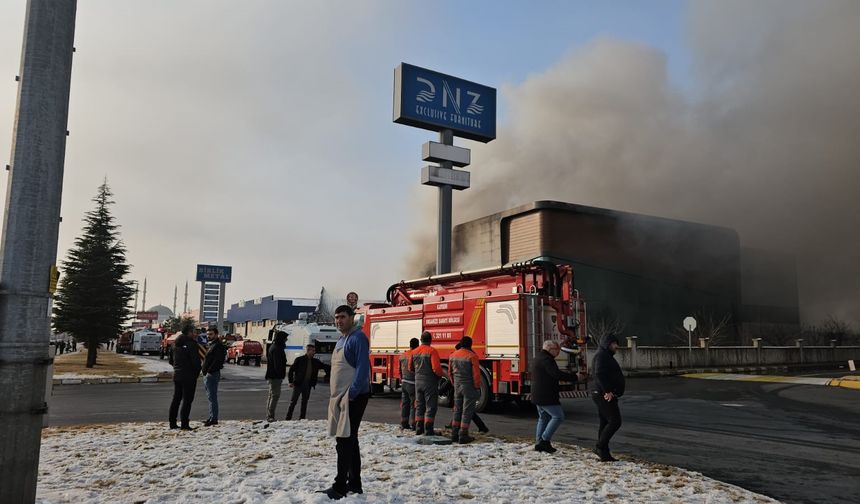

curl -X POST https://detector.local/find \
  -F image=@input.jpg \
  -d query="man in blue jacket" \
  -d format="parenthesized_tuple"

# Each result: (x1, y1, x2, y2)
(591, 334, 625, 462)
(320, 305, 370, 500)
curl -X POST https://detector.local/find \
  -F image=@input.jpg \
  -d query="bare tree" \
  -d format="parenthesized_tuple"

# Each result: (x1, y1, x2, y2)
(670, 308, 733, 346)
(587, 307, 625, 346)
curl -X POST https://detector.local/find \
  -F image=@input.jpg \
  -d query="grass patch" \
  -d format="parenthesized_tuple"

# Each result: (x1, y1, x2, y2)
(53, 348, 151, 377)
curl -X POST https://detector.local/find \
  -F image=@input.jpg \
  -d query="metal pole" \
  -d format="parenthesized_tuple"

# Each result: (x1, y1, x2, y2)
(216, 282, 225, 333)
(436, 129, 454, 275)
(0, 1, 77, 501)
(198, 282, 205, 325)
(687, 329, 692, 362)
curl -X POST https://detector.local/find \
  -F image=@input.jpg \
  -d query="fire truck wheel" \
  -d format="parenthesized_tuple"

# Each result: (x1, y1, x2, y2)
(476, 371, 491, 413)
(437, 364, 453, 408)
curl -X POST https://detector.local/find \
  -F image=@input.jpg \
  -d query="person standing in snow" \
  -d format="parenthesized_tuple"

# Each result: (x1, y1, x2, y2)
(399, 337, 420, 430)
(320, 305, 371, 500)
(286, 344, 330, 420)
(591, 334, 625, 462)
(168, 324, 202, 430)
(409, 331, 444, 435)
(448, 336, 481, 444)
(201, 326, 227, 426)
(265, 330, 288, 422)
(531, 339, 585, 453)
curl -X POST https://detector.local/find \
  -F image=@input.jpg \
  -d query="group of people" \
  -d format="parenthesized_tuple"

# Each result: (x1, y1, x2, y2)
(264, 330, 331, 422)
(398, 331, 489, 443)
(52, 338, 77, 354)
(530, 334, 625, 462)
(166, 308, 626, 500)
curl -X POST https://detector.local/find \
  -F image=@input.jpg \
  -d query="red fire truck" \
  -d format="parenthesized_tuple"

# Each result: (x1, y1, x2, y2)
(359, 261, 588, 412)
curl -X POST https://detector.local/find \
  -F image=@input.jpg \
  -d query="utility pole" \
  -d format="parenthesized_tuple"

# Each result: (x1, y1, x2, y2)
(0, 2, 77, 502)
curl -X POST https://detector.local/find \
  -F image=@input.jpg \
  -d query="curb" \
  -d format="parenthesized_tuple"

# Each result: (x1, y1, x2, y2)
(624, 366, 789, 378)
(52, 373, 173, 386)
(828, 377, 860, 390)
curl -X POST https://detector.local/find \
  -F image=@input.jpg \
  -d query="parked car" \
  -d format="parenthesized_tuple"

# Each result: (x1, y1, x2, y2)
(227, 340, 263, 366)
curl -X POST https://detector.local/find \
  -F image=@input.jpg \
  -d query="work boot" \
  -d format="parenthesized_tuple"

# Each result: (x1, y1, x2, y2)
(169, 421, 180, 430)
(400, 421, 411, 430)
(415, 421, 424, 436)
(458, 429, 474, 444)
(534, 439, 556, 453)
(450, 427, 460, 442)
(424, 421, 435, 436)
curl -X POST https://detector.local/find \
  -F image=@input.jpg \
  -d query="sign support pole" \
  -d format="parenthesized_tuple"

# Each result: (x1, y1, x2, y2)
(217, 282, 226, 333)
(437, 129, 454, 275)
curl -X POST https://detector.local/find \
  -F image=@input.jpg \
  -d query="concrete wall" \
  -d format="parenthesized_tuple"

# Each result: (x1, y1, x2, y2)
(614, 338, 860, 370)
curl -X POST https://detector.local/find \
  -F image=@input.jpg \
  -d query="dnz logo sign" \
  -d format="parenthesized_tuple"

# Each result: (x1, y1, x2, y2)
(394, 63, 496, 143)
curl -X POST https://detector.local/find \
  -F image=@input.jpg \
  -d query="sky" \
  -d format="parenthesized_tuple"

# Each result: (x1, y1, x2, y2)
(1, 1, 857, 326)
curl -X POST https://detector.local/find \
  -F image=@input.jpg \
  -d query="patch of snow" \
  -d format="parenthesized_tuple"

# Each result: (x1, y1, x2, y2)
(36, 420, 780, 503)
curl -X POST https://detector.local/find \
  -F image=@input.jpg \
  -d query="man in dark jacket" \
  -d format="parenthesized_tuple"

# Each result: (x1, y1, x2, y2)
(286, 344, 331, 420)
(265, 331, 288, 422)
(168, 325, 202, 430)
(201, 327, 227, 426)
(530, 339, 585, 453)
(591, 333, 625, 462)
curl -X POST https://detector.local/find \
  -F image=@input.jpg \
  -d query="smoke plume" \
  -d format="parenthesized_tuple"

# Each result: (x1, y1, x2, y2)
(407, 0, 860, 325)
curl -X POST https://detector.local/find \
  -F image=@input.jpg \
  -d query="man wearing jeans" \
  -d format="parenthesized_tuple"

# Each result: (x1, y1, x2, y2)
(201, 327, 227, 426)
(530, 340, 584, 453)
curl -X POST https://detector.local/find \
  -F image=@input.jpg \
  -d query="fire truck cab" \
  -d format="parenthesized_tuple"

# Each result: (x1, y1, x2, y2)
(360, 261, 588, 412)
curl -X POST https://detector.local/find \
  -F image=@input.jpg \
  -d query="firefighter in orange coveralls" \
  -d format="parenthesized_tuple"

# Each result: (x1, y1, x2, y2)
(448, 336, 481, 444)
(408, 331, 444, 435)
(399, 337, 420, 430)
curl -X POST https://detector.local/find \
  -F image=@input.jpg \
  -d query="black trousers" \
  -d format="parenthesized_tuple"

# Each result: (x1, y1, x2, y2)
(333, 392, 370, 494)
(169, 379, 197, 425)
(592, 392, 622, 450)
(287, 383, 312, 419)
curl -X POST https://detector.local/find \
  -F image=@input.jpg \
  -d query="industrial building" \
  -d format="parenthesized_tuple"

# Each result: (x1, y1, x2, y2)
(451, 201, 799, 345)
(226, 296, 318, 344)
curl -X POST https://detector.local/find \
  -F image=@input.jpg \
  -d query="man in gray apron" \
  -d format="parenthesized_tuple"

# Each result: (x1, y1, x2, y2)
(320, 305, 370, 500)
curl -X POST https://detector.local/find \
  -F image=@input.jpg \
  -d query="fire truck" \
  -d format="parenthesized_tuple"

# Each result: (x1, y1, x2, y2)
(359, 261, 588, 412)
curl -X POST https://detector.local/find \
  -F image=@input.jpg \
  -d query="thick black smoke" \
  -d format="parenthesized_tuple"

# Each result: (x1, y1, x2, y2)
(407, 1, 860, 326)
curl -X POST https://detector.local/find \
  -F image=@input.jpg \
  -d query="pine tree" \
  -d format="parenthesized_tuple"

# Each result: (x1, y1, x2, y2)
(53, 181, 134, 368)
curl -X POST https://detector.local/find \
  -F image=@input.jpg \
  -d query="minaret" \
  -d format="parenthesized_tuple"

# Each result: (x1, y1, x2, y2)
(142, 277, 147, 312)
(133, 282, 139, 313)
(183, 281, 188, 313)
(173, 285, 178, 316)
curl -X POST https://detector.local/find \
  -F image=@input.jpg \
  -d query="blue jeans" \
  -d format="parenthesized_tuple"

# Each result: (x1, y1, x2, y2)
(535, 404, 565, 443)
(204, 371, 220, 421)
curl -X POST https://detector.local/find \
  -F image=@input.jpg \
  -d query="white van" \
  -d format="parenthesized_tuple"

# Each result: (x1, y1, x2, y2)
(267, 318, 341, 366)
(132, 330, 162, 355)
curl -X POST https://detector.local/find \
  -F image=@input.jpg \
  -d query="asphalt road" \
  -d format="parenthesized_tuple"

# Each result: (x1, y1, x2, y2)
(47, 358, 860, 504)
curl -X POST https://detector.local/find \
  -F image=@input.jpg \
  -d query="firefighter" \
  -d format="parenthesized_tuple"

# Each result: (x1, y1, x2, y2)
(448, 336, 481, 444)
(408, 331, 443, 435)
(399, 337, 420, 430)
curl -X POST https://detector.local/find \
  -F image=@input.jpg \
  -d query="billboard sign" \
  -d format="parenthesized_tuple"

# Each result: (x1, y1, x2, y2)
(136, 311, 159, 321)
(196, 264, 232, 283)
(394, 63, 496, 143)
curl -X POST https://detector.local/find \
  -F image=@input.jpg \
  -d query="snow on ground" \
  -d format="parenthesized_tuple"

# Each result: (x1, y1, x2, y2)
(52, 353, 173, 380)
(132, 355, 175, 374)
(36, 420, 780, 504)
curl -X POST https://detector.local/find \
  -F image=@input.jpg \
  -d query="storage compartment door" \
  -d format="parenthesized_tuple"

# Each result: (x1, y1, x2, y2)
(396, 318, 423, 351)
(485, 300, 520, 357)
(369, 320, 398, 353)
